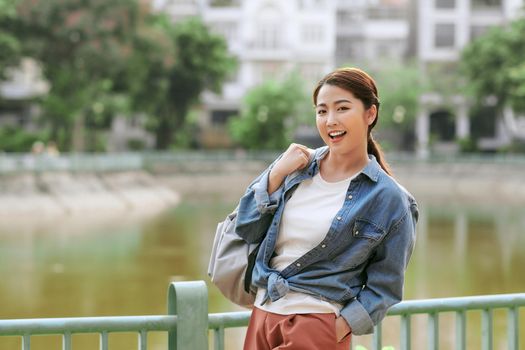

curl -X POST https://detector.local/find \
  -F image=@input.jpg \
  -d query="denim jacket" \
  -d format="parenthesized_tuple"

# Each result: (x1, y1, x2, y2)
(235, 146, 418, 335)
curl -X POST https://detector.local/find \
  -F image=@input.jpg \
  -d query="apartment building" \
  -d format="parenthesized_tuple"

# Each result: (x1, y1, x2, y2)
(335, 0, 409, 67)
(415, 0, 524, 156)
(152, 0, 337, 147)
(154, 0, 414, 147)
(0, 59, 48, 131)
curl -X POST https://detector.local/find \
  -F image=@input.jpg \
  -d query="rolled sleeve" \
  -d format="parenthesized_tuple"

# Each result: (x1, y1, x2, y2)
(252, 169, 284, 214)
(235, 155, 284, 244)
(340, 298, 375, 335)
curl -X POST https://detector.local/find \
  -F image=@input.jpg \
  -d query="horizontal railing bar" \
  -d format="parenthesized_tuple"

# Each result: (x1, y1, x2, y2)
(387, 293, 525, 315)
(207, 294, 525, 329)
(0, 316, 177, 336)
(208, 312, 251, 329)
(1, 293, 523, 340)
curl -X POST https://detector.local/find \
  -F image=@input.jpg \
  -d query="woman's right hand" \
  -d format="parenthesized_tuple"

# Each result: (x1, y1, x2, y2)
(268, 144, 312, 194)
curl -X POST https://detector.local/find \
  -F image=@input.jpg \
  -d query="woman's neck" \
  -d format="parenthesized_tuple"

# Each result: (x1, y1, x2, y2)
(320, 150, 369, 183)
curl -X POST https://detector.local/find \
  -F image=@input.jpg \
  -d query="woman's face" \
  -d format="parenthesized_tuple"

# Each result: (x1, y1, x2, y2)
(315, 84, 377, 156)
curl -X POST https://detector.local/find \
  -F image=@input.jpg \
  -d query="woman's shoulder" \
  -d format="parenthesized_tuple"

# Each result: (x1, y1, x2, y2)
(376, 170, 417, 208)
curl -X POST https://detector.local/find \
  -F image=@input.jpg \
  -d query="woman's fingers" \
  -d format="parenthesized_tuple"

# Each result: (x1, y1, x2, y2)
(273, 143, 312, 177)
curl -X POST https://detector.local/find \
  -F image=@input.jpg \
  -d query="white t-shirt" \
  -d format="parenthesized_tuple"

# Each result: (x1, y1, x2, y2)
(255, 171, 357, 315)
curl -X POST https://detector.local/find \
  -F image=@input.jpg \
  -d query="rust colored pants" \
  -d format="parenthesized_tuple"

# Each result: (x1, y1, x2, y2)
(243, 307, 352, 350)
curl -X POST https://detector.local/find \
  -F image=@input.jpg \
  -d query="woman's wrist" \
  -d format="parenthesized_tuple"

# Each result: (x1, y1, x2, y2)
(268, 168, 286, 195)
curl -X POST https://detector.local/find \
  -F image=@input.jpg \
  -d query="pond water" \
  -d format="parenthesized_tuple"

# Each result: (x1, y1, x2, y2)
(0, 195, 524, 349)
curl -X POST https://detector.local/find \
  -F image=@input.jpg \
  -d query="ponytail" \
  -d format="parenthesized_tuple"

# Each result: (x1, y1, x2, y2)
(367, 134, 392, 176)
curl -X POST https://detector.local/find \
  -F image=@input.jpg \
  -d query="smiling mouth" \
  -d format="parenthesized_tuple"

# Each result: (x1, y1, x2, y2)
(328, 131, 347, 140)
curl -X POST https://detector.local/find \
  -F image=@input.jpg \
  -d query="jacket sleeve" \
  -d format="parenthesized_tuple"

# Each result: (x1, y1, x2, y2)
(234, 154, 285, 244)
(340, 203, 418, 335)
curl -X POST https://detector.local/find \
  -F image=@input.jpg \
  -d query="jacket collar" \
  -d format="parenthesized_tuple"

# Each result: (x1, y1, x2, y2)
(313, 146, 381, 183)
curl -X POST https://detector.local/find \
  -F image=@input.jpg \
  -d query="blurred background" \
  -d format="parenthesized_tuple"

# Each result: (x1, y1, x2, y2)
(1, 0, 525, 349)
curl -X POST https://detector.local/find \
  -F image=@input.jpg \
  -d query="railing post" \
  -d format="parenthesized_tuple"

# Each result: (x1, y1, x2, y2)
(167, 281, 208, 350)
(508, 307, 519, 350)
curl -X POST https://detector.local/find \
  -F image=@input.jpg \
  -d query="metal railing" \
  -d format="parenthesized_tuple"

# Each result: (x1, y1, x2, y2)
(3, 151, 525, 174)
(0, 281, 524, 350)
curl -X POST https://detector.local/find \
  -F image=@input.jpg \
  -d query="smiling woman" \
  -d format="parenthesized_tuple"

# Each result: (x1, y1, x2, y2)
(231, 67, 418, 349)
(313, 67, 392, 179)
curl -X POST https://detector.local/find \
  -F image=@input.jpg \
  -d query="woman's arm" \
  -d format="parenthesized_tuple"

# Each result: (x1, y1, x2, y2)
(339, 204, 418, 335)
(235, 144, 312, 244)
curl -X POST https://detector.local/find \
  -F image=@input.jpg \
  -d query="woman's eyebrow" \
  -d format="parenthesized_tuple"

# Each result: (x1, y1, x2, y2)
(316, 99, 353, 108)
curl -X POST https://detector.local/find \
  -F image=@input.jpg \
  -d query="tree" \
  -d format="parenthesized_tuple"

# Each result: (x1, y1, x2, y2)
(0, 0, 21, 77)
(14, 0, 140, 151)
(461, 17, 525, 114)
(359, 61, 428, 151)
(149, 17, 236, 149)
(370, 61, 426, 131)
(229, 74, 308, 150)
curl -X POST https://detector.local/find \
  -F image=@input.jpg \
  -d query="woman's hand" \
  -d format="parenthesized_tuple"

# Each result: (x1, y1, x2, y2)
(335, 316, 352, 342)
(268, 144, 312, 194)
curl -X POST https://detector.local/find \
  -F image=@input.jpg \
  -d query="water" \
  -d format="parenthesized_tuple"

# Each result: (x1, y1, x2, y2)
(0, 196, 524, 349)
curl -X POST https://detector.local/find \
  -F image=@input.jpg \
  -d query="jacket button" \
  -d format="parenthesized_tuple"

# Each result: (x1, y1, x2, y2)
(296, 263, 301, 267)
(354, 230, 359, 236)
(321, 244, 326, 248)
(348, 195, 353, 199)
(336, 216, 342, 220)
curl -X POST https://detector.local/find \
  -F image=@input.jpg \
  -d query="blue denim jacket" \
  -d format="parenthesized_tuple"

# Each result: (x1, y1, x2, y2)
(235, 146, 418, 335)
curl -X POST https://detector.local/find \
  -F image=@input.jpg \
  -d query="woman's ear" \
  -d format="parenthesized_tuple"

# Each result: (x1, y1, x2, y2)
(366, 105, 378, 126)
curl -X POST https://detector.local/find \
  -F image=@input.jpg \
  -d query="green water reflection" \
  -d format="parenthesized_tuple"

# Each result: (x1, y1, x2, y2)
(0, 199, 524, 349)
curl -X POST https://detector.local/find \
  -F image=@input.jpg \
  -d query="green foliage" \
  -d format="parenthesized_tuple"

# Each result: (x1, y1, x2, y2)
(13, 0, 140, 151)
(122, 15, 236, 149)
(158, 17, 236, 149)
(2, 0, 234, 152)
(0, 0, 22, 76)
(0, 125, 48, 152)
(457, 136, 478, 153)
(461, 16, 525, 113)
(229, 74, 308, 150)
(366, 61, 427, 132)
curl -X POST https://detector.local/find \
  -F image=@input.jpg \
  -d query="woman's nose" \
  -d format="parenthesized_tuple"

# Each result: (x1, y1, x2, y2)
(326, 111, 337, 125)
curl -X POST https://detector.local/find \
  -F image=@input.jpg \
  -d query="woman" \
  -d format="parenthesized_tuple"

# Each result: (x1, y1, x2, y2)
(235, 67, 418, 349)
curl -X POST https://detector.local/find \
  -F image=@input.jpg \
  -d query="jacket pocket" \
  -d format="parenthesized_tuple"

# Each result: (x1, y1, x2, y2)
(339, 218, 386, 268)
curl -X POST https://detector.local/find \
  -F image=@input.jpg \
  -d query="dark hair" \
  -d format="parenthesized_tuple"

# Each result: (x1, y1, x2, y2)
(313, 67, 392, 176)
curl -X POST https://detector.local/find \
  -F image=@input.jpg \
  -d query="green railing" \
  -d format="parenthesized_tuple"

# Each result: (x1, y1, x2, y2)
(3, 151, 525, 174)
(0, 281, 524, 350)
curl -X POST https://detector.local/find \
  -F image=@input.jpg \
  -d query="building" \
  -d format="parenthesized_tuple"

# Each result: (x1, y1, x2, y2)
(0, 58, 48, 131)
(154, 0, 337, 147)
(335, 0, 409, 67)
(415, 0, 525, 156)
(154, 0, 415, 148)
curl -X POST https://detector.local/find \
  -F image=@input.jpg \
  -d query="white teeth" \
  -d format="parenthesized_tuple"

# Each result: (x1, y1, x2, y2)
(329, 131, 346, 137)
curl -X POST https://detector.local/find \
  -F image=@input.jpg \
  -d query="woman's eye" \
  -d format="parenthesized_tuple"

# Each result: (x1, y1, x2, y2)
(316, 109, 326, 116)
(338, 106, 349, 111)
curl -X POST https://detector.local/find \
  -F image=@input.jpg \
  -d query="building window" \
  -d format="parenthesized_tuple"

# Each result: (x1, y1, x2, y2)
(336, 36, 363, 64)
(211, 110, 237, 125)
(430, 110, 456, 142)
(337, 10, 364, 23)
(210, 22, 238, 43)
(435, 0, 455, 9)
(470, 106, 497, 138)
(434, 23, 455, 48)
(471, 0, 502, 9)
(254, 24, 281, 49)
(301, 25, 325, 44)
